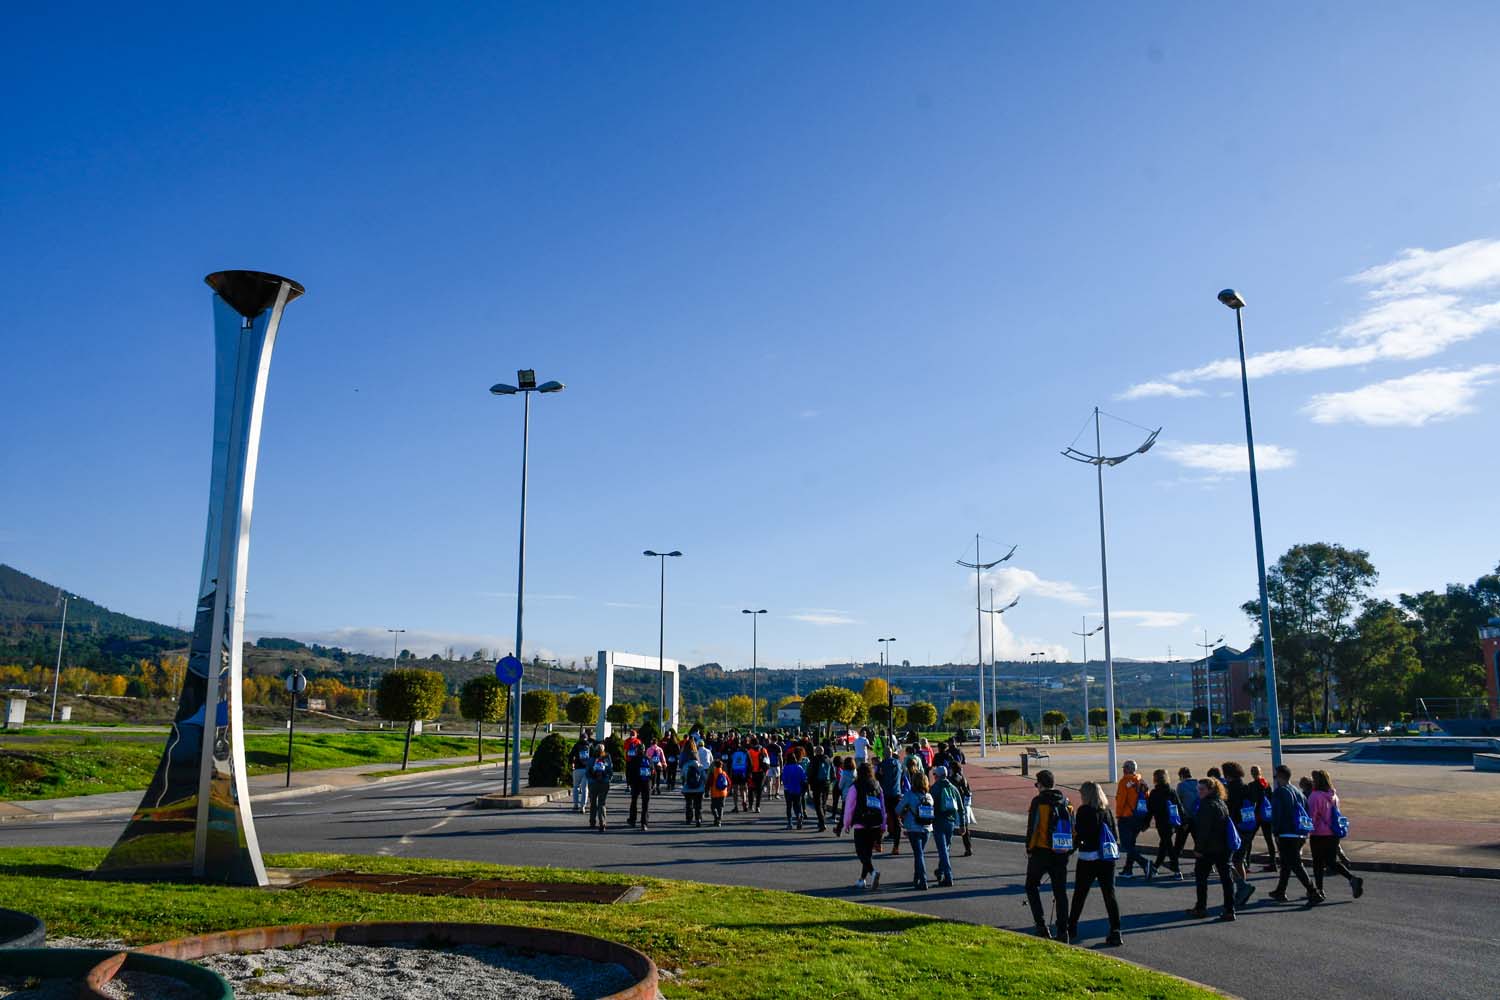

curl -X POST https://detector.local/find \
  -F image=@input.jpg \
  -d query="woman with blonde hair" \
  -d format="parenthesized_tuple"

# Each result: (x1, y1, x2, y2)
(1187, 777, 1238, 921)
(1067, 780, 1123, 945)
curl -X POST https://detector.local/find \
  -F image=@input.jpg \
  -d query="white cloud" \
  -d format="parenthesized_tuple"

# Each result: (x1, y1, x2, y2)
(1112, 610, 1194, 628)
(480, 592, 576, 601)
(1303, 364, 1500, 427)
(1159, 442, 1296, 474)
(603, 601, 647, 609)
(1116, 381, 1206, 400)
(788, 611, 861, 626)
(1122, 239, 1500, 395)
(258, 626, 512, 658)
(979, 566, 1089, 605)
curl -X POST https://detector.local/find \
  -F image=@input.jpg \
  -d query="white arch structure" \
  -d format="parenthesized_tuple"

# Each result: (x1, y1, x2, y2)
(596, 649, 681, 737)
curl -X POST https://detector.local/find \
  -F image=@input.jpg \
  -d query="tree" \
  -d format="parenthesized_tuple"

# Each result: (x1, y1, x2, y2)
(704, 699, 729, 726)
(995, 707, 1022, 742)
(860, 678, 891, 708)
(1087, 707, 1107, 737)
(1042, 709, 1067, 737)
(528, 732, 571, 787)
(521, 689, 557, 746)
(906, 701, 938, 732)
(1145, 707, 1166, 729)
(1232, 710, 1254, 734)
(1128, 709, 1145, 731)
(1400, 562, 1500, 703)
(376, 668, 447, 770)
(800, 685, 864, 736)
(724, 694, 754, 727)
(459, 675, 507, 762)
(945, 699, 980, 730)
(1342, 599, 1422, 726)
(566, 691, 601, 735)
(605, 702, 637, 728)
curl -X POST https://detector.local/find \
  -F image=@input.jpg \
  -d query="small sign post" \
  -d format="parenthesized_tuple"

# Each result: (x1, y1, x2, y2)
(284, 671, 307, 787)
(495, 656, 524, 786)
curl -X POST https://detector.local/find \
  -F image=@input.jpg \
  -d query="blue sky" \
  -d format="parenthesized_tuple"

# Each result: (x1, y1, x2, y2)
(4, 4, 1498, 674)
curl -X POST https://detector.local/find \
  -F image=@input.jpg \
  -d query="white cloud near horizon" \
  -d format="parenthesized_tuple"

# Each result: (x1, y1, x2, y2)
(787, 610, 862, 626)
(1303, 364, 1500, 427)
(1121, 239, 1500, 397)
(1159, 441, 1296, 474)
(1111, 610, 1194, 628)
(979, 566, 1089, 605)
(1116, 380, 1206, 400)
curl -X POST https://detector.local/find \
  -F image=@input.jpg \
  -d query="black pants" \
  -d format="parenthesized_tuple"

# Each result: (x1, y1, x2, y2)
(1173, 820, 1193, 861)
(588, 783, 609, 827)
(1069, 859, 1120, 933)
(808, 782, 829, 829)
(1310, 835, 1354, 890)
(628, 782, 651, 826)
(1276, 837, 1315, 894)
(1195, 853, 1235, 913)
(1154, 826, 1182, 870)
(1025, 851, 1070, 931)
(749, 773, 764, 810)
(684, 792, 703, 824)
(666, 760, 678, 791)
(710, 797, 724, 823)
(1258, 821, 1277, 864)
(786, 791, 805, 826)
(854, 826, 880, 879)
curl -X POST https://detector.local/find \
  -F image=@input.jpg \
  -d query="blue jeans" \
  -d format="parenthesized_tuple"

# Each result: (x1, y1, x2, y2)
(906, 829, 930, 885)
(932, 820, 956, 879)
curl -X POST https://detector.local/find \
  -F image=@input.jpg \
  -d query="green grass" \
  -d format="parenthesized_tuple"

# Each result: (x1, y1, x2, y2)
(0, 732, 520, 801)
(0, 848, 1217, 1000)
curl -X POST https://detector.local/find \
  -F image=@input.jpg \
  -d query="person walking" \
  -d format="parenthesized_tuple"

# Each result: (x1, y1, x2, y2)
(1148, 768, 1185, 878)
(782, 750, 808, 828)
(1114, 760, 1153, 879)
(681, 748, 707, 826)
(807, 747, 833, 832)
(626, 739, 654, 830)
(929, 765, 965, 886)
(844, 761, 886, 891)
(1067, 780, 1123, 946)
(586, 744, 613, 832)
(949, 761, 976, 857)
(1250, 764, 1278, 871)
(729, 743, 750, 813)
(707, 760, 730, 826)
(767, 738, 783, 800)
(897, 766, 936, 889)
(747, 739, 767, 812)
(876, 748, 903, 853)
(1172, 766, 1199, 862)
(1268, 764, 1324, 905)
(570, 734, 593, 814)
(662, 731, 680, 792)
(1221, 761, 1258, 906)
(1186, 777, 1238, 921)
(1024, 769, 1073, 940)
(1308, 768, 1364, 899)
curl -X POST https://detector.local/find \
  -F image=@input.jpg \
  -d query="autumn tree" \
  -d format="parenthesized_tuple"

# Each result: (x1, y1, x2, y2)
(566, 691, 601, 736)
(521, 689, 557, 746)
(376, 668, 447, 770)
(460, 675, 507, 762)
(1042, 709, 1068, 737)
(945, 699, 981, 730)
(800, 685, 863, 736)
(906, 700, 937, 732)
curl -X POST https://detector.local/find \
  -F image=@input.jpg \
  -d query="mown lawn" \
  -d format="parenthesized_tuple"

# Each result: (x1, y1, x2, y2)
(0, 848, 1219, 1000)
(0, 731, 527, 800)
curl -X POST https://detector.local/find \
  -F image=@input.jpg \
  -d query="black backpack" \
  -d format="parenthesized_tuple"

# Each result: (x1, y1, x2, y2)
(853, 788, 883, 826)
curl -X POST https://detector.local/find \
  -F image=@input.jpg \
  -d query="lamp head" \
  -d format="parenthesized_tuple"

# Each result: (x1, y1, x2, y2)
(1218, 288, 1246, 309)
(490, 383, 519, 395)
(517, 369, 537, 390)
(667, 550, 683, 557)
(643, 550, 659, 557)
(537, 380, 565, 393)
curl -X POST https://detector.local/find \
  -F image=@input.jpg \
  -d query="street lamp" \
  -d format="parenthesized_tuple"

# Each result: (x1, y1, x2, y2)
(1071, 617, 1104, 741)
(958, 535, 1016, 758)
(644, 550, 682, 729)
(1195, 631, 1225, 742)
(878, 637, 896, 742)
(1029, 651, 1047, 736)
(50, 591, 75, 723)
(981, 591, 1020, 750)
(491, 368, 566, 794)
(742, 609, 767, 730)
(1219, 289, 1285, 767)
(1062, 408, 1160, 777)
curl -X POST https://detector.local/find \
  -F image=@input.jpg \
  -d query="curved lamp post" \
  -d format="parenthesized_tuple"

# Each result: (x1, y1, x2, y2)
(644, 550, 682, 728)
(1071, 618, 1104, 741)
(742, 609, 767, 730)
(958, 535, 1016, 758)
(981, 592, 1020, 749)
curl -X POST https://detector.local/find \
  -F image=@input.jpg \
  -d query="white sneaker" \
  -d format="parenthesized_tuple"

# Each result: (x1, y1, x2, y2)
(856, 878, 866, 891)
(870, 870, 881, 890)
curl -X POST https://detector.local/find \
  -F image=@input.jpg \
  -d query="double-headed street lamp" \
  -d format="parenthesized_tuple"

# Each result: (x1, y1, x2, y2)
(1071, 617, 1104, 742)
(1063, 407, 1160, 778)
(958, 535, 1016, 759)
(1195, 630, 1225, 741)
(878, 637, 896, 741)
(1029, 651, 1047, 735)
(742, 609, 767, 730)
(1219, 289, 1285, 767)
(50, 591, 75, 723)
(981, 592, 1020, 752)
(491, 368, 565, 795)
(644, 550, 682, 728)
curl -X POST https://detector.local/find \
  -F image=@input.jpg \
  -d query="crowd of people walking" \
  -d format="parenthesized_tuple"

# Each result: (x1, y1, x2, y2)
(566, 725, 1366, 947)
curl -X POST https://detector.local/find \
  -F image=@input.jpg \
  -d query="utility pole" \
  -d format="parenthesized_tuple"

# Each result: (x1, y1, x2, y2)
(50, 592, 73, 723)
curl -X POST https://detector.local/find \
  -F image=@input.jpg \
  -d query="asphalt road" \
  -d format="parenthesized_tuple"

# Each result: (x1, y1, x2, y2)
(4, 771, 1495, 1000)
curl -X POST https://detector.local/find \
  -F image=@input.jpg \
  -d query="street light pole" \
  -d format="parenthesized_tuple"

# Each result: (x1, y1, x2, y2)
(50, 592, 73, 723)
(981, 592, 1020, 750)
(1219, 289, 1284, 767)
(491, 369, 566, 794)
(645, 550, 683, 729)
(1063, 407, 1160, 778)
(743, 609, 767, 730)
(958, 536, 1015, 759)
(878, 637, 896, 744)
(1071, 617, 1103, 741)
(1195, 630, 1224, 742)
(1030, 651, 1046, 736)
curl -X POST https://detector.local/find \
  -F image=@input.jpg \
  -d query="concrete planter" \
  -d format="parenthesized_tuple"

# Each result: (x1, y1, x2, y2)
(0, 908, 44, 949)
(0, 947, 232, 1000)
(141, 921, 658, 1000)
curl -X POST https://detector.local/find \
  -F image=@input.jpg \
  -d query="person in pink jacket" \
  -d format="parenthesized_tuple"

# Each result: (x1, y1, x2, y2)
(844, 761, 887, 891)
(1307, 769, 1364, 899)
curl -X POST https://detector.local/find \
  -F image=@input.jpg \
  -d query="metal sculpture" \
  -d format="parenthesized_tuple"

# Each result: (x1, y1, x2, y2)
(98, 270, 303, 885)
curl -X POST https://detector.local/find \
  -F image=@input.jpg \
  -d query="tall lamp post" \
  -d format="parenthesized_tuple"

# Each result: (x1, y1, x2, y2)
(491, 368, 566, 794)
(1063, 408, 1160, 777)
(958, 535, 1016, 759)
(50, 591, 75, 722)
(1071, 617, 1103, 741)
(981, 591, 1019, 750)
(644, 550, 682, 729)
(878, 637, 896, 743)
(742, 609, 767, 730)
(386, 628, 405, 676)
(1029, 651, 1047, 736)
(1219, 289, 1284, 767)
(1195, 631, 1225, 742)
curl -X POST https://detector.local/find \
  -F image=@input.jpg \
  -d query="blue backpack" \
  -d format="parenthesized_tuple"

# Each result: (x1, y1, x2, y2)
(1328, 800, 1350, 839)
(1226, 814, 1243, 854)
(1132, 787, 1148, 818)
(1293, 797, 1315, 836)
(1051, 808, 1074, 853)
(1237, 798, 1259, 832)
(1258, 790, 1274, 824)
(1099, 819, 1121, 860)
(1166, 799, 1182, 828)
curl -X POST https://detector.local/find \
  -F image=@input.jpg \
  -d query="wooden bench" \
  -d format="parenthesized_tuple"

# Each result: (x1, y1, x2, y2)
(1024, 745, 1050, 759)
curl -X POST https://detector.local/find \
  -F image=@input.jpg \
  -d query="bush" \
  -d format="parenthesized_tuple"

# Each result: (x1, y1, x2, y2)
(528, 732, 571, 787)
(603, 734, 625, 772)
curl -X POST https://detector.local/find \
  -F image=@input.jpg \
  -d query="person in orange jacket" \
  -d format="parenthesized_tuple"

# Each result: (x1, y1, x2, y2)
(707, 761, 731, 827)
(1114, 760, 1155, 878)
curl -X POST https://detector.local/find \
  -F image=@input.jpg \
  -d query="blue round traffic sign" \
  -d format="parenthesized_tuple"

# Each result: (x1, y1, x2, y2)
(495, 654, 524, 685)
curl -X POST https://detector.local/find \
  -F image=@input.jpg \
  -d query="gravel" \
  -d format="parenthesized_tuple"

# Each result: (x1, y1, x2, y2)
(0, 976, 76, 1000)
(198, 942, 636, 1000)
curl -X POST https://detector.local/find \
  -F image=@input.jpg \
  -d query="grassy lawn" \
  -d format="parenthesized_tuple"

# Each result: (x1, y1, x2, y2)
(0, 848, 1217, 1000)
(0, 731, 531, 801)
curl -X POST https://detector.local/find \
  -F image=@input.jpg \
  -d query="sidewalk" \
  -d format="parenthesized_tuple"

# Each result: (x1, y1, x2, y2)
(0, 753, 517, 824)
(961, 755, 1500, 878)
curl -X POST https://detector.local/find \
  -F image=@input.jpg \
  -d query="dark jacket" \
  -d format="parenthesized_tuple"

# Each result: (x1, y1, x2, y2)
(585, 756, 613, 786)
(1073, 803, 1118, 857)
(1224, 776, 1255, 828)
(1025, 788, 1073, 854)
(1191, 797, 1232, 859)
(877, 757, 902, 798)
(1271, 782, 1309, 838)
(1147, 783, 1182, 830)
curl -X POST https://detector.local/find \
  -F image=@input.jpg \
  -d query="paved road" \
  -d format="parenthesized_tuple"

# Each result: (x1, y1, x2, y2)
(4, 772, 1495, 1000)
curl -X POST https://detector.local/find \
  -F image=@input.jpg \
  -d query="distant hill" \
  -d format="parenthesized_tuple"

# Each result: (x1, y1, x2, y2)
(0, 564, 187, 640)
